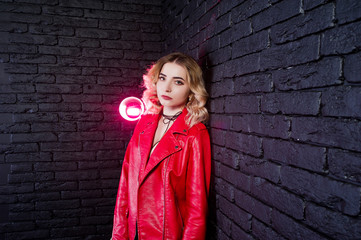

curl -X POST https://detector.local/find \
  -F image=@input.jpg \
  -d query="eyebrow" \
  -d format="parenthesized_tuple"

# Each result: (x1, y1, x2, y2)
(159, 73, 185, 81)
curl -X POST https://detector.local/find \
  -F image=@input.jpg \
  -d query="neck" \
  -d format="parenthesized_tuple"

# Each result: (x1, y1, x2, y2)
(162, 107, 184, 116)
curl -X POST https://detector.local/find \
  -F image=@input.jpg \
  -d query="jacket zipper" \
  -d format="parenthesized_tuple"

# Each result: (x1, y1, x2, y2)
(163, 156, 171, 240)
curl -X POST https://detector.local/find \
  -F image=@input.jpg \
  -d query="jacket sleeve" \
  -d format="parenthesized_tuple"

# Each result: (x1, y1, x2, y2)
(182, 128, 211, 240)
(112, 148, 130, 240)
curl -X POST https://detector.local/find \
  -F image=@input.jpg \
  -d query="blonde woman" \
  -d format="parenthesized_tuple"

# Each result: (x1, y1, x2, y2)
(112, 52, 211, 240)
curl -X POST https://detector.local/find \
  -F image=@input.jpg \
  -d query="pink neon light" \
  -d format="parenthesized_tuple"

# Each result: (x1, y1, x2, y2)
(119, 97, 145, 121)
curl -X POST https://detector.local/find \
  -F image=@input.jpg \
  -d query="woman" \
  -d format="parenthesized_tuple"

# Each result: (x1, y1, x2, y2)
(112, 52, 211, 240)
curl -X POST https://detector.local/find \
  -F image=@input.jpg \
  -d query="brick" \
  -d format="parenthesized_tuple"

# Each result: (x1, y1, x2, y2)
(344, 52, 361, 83)
(225, 95, 259, 114)
(61, 189, 102, 199)
(238, 154, 280, 183)
(12, 132, 57, 143)
(322, 86, 361, 118)
(271, 3, 334, 44)
(209, 114, 232, 131)
(260, 35, 319, 70)
(42, 6, 83, 16)
(39, 103, 82, 112)
(261, 92, 321, 115)
(273, 57, 342, 90)
(234, 189, 272, 224)
(305, 203, 361, 239)
(79, 179, 118, 190)
(56, 75, 96, 84)
(251, 177, 304, 220)
(29, 24, 74, 36)
(252, 218, 287, 240)
(252, 0, 300, 31)
(231, 20, 252, 42)
(104, 2, 144, 12)
(55, 170, 99, 181)
(232, 30, 268, 58)
(6, 230, 49, 239)
(58, 56, 98, 67)
(0, 103, 38, 113)
(219, 163, 251, 192)
(10, 53, 56, 64)
(54, 152, 96, 162)
(37, 217, 79, 228)
(214, 178, 234, 202)
(335, 0, 361, 24)
(328, 149, 361, 184)
(9, 33, 57, 45)
(215, 12, 231, 34)
(58, 37, 99, 48)
(5, 152, 52, 163)
(210, 78, 233, 97)
(35, 181, 77, 192)
(13, 113, 58, 123)
(208, 46, 232, 65)
(18, 93, 61, 103)
(76, 28, 120, 39)
(41, 142, 82, 152)
(39, 65, 82, 75)
(291, 117, 361, 151)
(9, 74, 55, 84)
(62, 94, 102, 103)
(0, 22, 27, 33)
(264, 138, 325, 172)
(59, 0, 103, 9)
(0, 93, 16, 103)
(321, 21, 361, 55)
(11, 163, 32, 173)
(82, 140, 121, 151)
(231, 0, 269, 23)
(224, 53, 260, 77)
(59, 132, 103, 142)
(303, 0, 328, 10)
(84, 9, 125, 20)
(280, 166, 361, 215)
(58, 112, 103, 122)
(225, 131, 262, 157)
(212, 145, 239, 169)
(3, 63, 37, 74)
(271, 209, 328, 240)
(39, 45, 81, 56)
(231, 222, 253, 240)
(36, 84, 82, 94)
(231, 114, 290, 139)
(1, 43, 37, 54)
(219, 196, 251, 231)
(4, 79, 38, 92)
(234, 73, 272, 93)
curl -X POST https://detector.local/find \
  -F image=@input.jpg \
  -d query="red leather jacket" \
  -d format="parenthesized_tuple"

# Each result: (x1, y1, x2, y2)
(112, 108, 211, 240)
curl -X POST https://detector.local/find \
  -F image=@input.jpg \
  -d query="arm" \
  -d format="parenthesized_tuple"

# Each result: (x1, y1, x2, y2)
(112, 150, 130, 240)
(182, 128, 211, 240)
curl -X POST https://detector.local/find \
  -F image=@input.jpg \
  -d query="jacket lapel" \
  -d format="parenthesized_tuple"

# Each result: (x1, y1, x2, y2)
(138, 109, 188, 186)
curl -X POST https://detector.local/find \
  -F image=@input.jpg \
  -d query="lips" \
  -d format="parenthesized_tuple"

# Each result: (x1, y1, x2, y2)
(161, 95, 172, 100)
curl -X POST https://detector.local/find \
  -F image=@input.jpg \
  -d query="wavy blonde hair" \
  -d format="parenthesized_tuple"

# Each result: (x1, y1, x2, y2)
(142, 52, 209, 127)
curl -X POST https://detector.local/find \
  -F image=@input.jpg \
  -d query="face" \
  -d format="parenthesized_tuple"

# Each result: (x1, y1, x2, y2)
(156, 62, 191, 115)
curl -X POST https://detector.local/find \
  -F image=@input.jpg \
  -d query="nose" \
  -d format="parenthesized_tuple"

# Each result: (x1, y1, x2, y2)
(164, 80, 172, 92)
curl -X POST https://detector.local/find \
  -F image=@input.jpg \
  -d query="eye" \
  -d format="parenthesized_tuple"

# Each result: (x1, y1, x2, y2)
(175, 80, 184, 85)
(158, 76, 165, 81)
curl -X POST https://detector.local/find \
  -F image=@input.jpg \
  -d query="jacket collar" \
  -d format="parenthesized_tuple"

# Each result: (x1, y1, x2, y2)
(138, 108, 189, 185)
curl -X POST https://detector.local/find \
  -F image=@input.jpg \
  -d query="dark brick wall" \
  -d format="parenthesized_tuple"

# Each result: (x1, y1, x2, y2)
(1, 0, 361, 239)
(0, 0, 161, 239)
(162, 0, 361, 240)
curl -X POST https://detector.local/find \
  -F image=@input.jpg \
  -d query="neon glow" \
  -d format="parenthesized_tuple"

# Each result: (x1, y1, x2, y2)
(119, 97, 145, 121)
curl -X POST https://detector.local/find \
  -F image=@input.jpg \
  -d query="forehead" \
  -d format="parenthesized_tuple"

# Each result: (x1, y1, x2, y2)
(160, 62, 188, 79)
